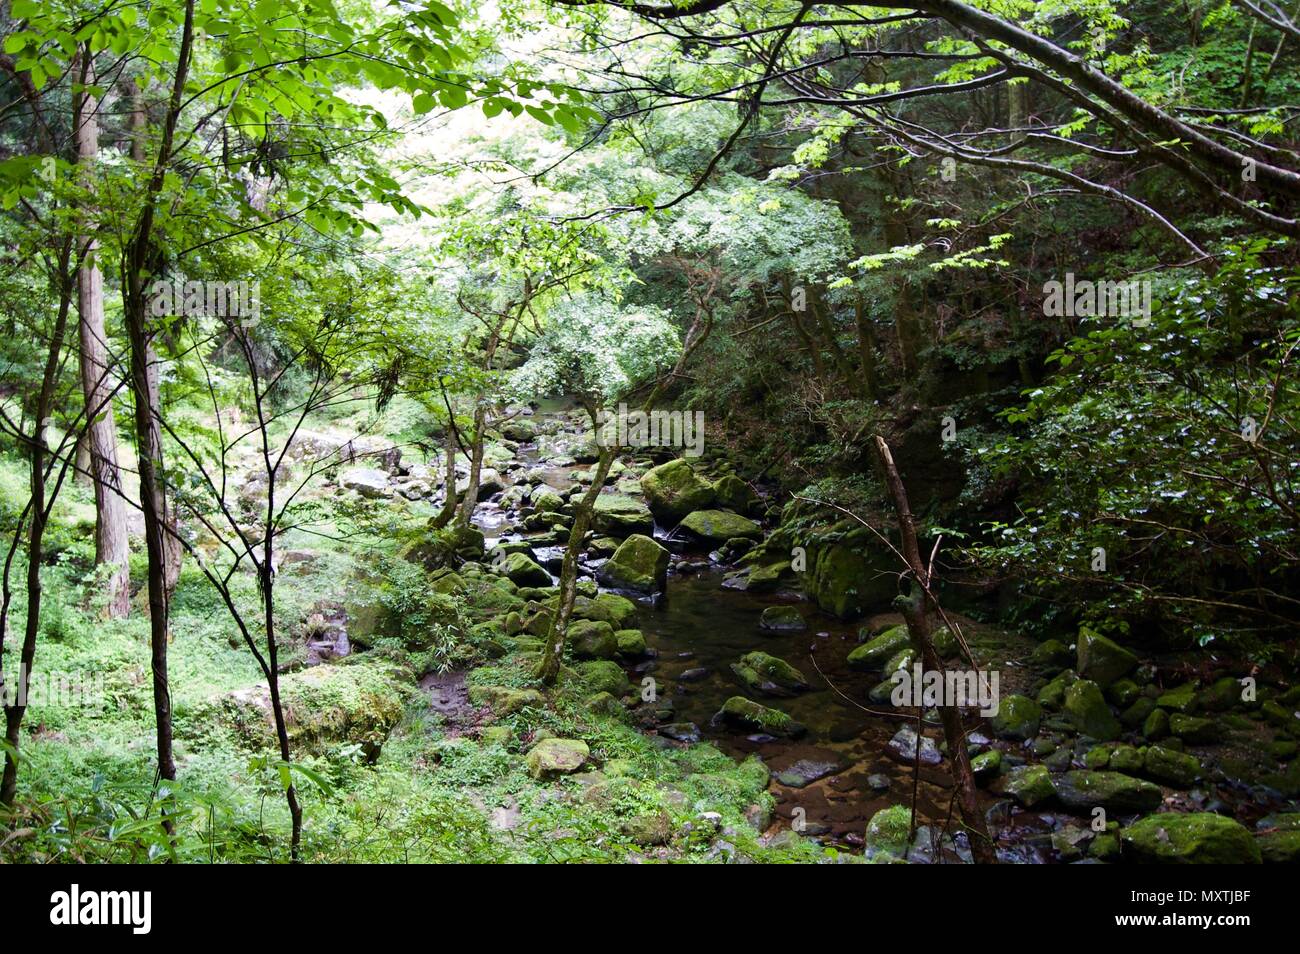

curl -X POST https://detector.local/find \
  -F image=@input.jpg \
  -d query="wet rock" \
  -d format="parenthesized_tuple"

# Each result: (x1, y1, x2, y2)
(1141, 745, 1200, 788)
(1037, 669, 1078, 710)
(887, 725, 942, 766)
(847, 624, 911, 670)
(1064, 679, 1122, 740)
(525, 738, 590, 780)
(1143, 707, 1170, 741)
(1031, 638, 1074, 671)
(990, 694, 1042, 740)
(679, 667, 711, 682)
(1155, 682, 1199, 713)
(972, 749, 1002, 781)
(678, 509, 763, 545)
(758, 605, 806, 633)
(500, 551, 552, 587)
(864, 805, 911, 861)
(775, 758, 844, 788)
(1169, 713, 1221, 744)
(714, 696, 805, 738)
(597, 533, 669, 593)
(658, 722, 700, 743)
(745, 561, 792, 593)
(615, 628, 647, 657)
(1052, 770, 1162, 814)
(1122, 812, 1261, 864)
(992, 764, 1056, 807)
(713, 474, 760, 515)
(640, 459, 715, 522)
(802, 537, 896, 619)
(1076, 629, 1138, 688)
(591, 493, 654, 537)
(731, 651, 809, 696)
(1106, 678, 1142, 709)
(571, 592, 637, 629)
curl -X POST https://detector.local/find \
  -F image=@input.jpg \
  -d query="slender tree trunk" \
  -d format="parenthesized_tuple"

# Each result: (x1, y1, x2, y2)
(853, 296, 879, 400)
(430, 425, 460, 530)
(1, 247, 73, 807)
(455, 402, 486, 529)
(874, 435, 997, 865)
(74, 52, 130, 618)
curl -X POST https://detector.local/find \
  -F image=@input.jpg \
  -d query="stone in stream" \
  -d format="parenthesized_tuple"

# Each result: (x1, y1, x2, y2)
(730, 651, 809, 696)
(886, 725, 942, 766)
(339, 466, 392, 499)
(568, 619, 619, 660)
(615, 628, 647, 657)
(571, 592, 638, 629)
(758, 605, 806, 633)
(1121, 812, 1261, 864)
(863, 805, 912, 862)
(712, 474, 761, 515)
(1075, 629, 1138, 687)
(989, 694, 1042, 740)
(591, 493, 654, 537)
(658, 722, 701, 744)
(597, 533, 669, 593)
(846, 624, 911, 670)
(971, 749, 1002, 781)
(1052, 770, 1162, 814)
(775, 757, 845, 789)
(677, 509, 762, 545)
(714, 696, 805, 738)
(499, 551, 552, 587)
(679, 667, 711, 682)
(525, 739, 590, 780)
(578, 660, 631, 696)
(640, 459, 715, 522)
(991, 764, 1055, 808)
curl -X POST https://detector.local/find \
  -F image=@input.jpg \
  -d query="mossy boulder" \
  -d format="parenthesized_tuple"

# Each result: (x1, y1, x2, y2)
(746, 561, 793, 593)
(568, 619, 618, 660)
(570, 592, 637, 629)
(578, 659, 631, 696)
(971, 749, 1002, 781)
(992, 764, 1055, 807)
(677, 509, 762, 545)
(640, 459, 715, 522)
(1031, 638, 1074, 671)
(714, 696, 805, 737)
(1065, 679, 1122, 740)
(222, 660, 406, 760)
(1169, 713, 1222, 744)
(525, 738, 590, 780)
(1141, 745, 1200, 787)
(597, 533, 669, 593)
(1155, 682, 1199, 713)
(731, 651, 809, 696)
(1197, 676, 1243, 713)
(990, 694, 1042, 740)
(591, 493, 654, 537)
(847, 624, 912, 670)
(864, 804, 912, 861)
(1037, 669, 1078, 710)
(802, 537, 896, 619)
(1076, 629, 1138, 687)
(1122, 813, 1261, 864)
(1052, 770, 1162, 814)
(615, 628, 647, 657)
(758, 605, 806, 633)
(1143, 707, 1170, 741)
(713, 474, 760, 515)
(499, 551, 552, 587)
(468, 684, 545, 715)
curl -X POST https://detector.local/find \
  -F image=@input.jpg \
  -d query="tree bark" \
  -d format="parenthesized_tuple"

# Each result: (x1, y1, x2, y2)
(74, 52, 130, 618)
(873, 435, 997, 865)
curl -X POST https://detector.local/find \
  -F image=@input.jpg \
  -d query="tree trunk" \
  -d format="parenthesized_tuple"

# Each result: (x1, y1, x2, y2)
(455, 402, 486, 529)
(873, 435, 997, 865)
(430, 424, 460, 530)
(74, 53, 130, 618)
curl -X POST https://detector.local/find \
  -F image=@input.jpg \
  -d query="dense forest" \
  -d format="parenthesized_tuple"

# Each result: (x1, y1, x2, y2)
(0, 0, 1297, 871)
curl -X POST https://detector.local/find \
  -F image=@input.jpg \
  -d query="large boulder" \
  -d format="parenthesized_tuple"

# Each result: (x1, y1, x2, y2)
(992, 764, 1056, 807)
(802, 534, 897, 619)
(640, 459, 715, 522)
(677, 509, 762, 545)
(1076, 629, 1138, 687)
(525, 739, 590, 780)
(591, 493, 654, 537)
(567, 619, 618, 659)
(1065, 679, 1123, 740)
(989, 694, 1042, 740)
(571, 592, 638, 629)
(713, 474, 760, 515)
(1052, 770, 1162, 814)
(500, 551, 552, 587)
(339, 467, 392, 499)
(597, 533, 669, 593)
(1122, 813, 1261, 864)
(731, 651, 809, 696)
(221, 660, 405, 759)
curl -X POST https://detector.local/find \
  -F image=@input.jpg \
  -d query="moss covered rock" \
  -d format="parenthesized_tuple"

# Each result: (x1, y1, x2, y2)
(578, 659, 631, 696)
(714, 696, 805, 737)
(1076, 629, 1138, 688)
(758, 605, 806, 633)
(1122, 813, 1261, 864)
(731, 651, 809, 696)
(990, 694, 1042, 740)
(568, 619, 618, 660)
(640, 459, 715, 522)
(591, 493, 654, 537)
(1053, 770, 1162, 814)
(847, 624, 912, 670)
(1065, 679, 1122, 740)
(525, 738, 590, 780)
(1141, 745, 1199, 787)
(992, 764, 1055, 807)
(678, 509, 762, 545)
(597, 533, 669, 593)
(615, 628, 647, 657)
(1169, 713, 1221, 744)
(802, 537, 896, 619)
(500, 551, 552, 587)
(468, 684, 545, 715)
(864, 804, 911, 861)
(713, 474, 760, 515)
(1031, 638, 1074, 671)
